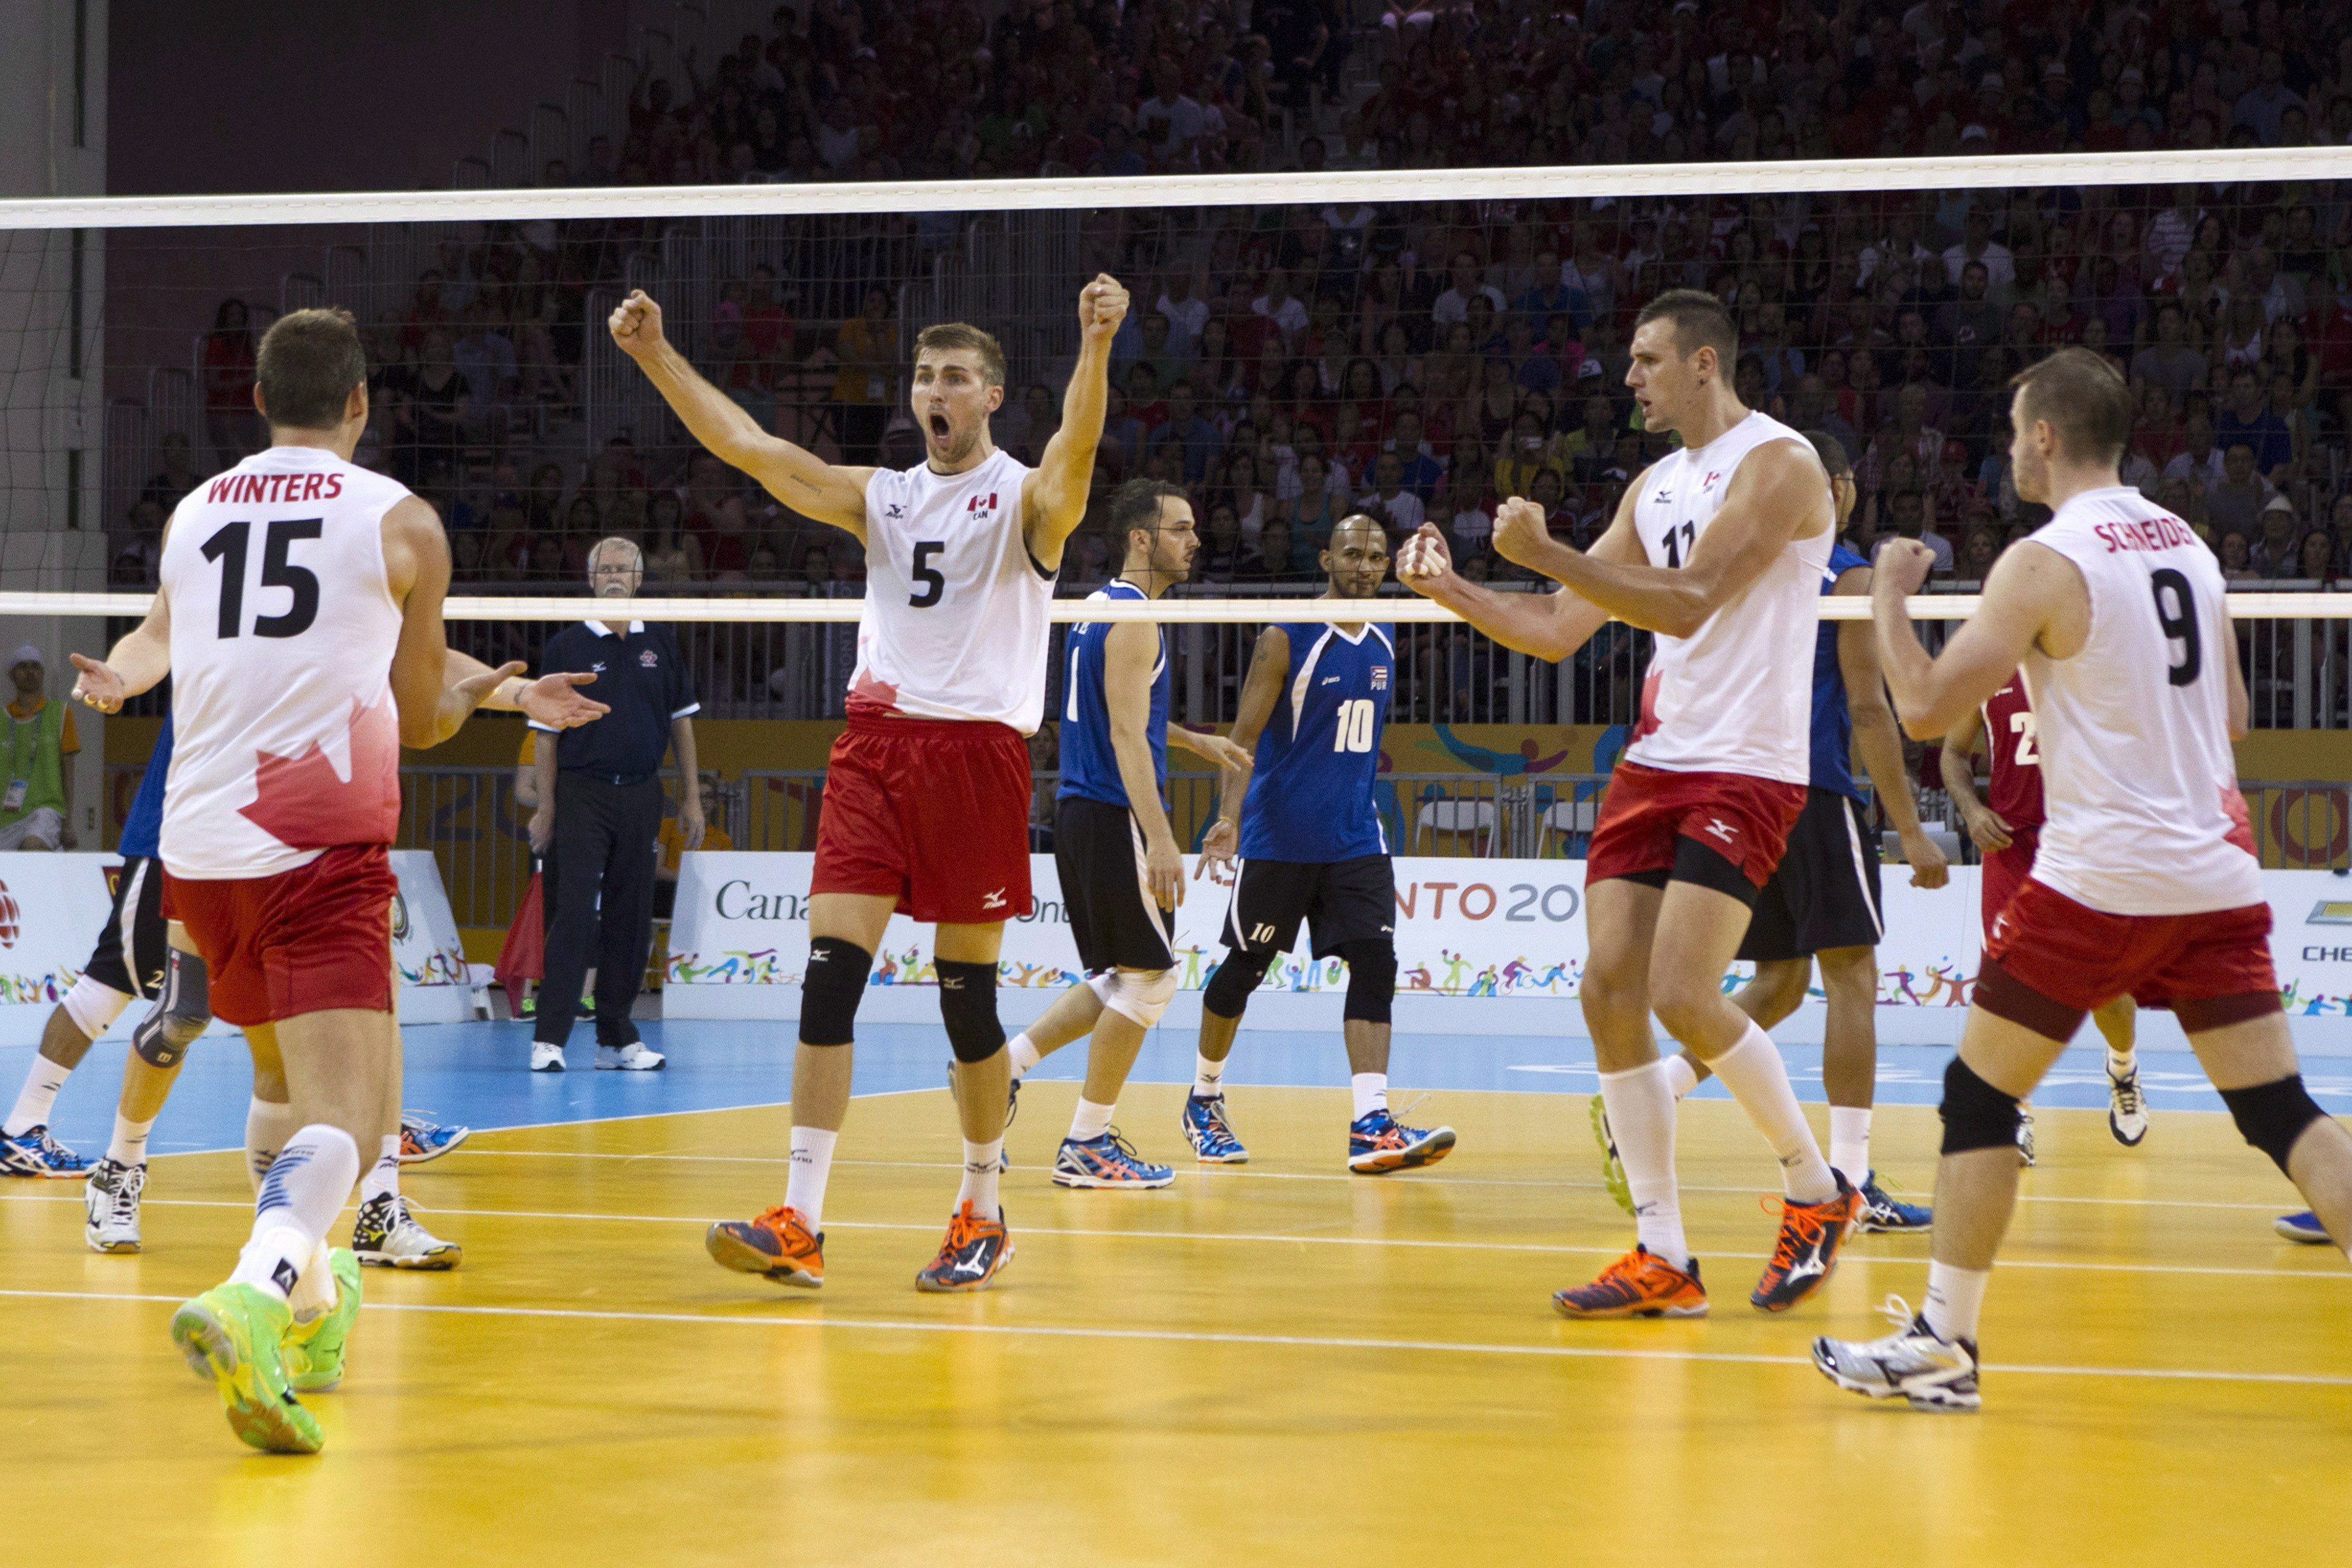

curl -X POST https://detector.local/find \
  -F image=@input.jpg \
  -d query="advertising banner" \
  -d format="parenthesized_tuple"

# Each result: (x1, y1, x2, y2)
(664, 852, 2352, 1049)
(0, 853, 476, 1041)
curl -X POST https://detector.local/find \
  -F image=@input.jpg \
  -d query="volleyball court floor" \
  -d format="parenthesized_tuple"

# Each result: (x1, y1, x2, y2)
(5, 1019, 2349, 1565)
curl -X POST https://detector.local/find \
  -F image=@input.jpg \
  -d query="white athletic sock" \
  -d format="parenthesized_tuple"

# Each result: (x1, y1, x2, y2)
(1661, 1054, 1701, 1100)
(1350, 1073, 1388, 1121)
(1828, 1106, 1873, 1191)
(1008, 1033, 1041, 1079)
(4, 1056, 72, 1136)
(1598, 1062, 1688, 1267)
(107, 1113, 156, 1168)
(245, 1097, 297, 1195)
(287, 1237, 338, 1324)
(1708, 1022, 1838, 1204)
(785, 1125, 838, 1232)
(1194, 1053, 1225, 1097)
(1068, 1098, 1115, 1143)
(359, 1135, 400, 1205)
(2106, 1047, 2136, 1079)
(1923, 1260, 1991, 1344)
(228, 1126, 360, 1301)
(958, 1139, 1004, 1215)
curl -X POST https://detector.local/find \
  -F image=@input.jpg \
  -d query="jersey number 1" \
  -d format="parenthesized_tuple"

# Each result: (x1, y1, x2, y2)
(199, 518, 323, 639)
(1331, 698, 1375, 753)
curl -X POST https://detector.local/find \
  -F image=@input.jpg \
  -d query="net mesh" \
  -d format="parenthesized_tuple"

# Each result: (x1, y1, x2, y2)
(10, 154, 2352, 890)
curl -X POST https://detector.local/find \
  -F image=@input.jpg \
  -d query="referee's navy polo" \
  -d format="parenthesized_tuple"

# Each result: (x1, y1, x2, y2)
(529, 619, 700, 786)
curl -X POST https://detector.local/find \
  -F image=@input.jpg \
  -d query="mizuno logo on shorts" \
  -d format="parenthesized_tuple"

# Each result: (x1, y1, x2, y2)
(1705, 818, 1736, 841)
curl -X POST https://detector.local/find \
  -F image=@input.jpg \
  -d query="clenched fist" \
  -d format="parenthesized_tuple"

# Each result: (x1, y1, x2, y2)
(608, 289, 668, 359)
(1873, 536, 1936, 598)
(1396, 522, 1456, 595)
(1079, 274, 1130, 342)
(1492, 497, 1553, 568)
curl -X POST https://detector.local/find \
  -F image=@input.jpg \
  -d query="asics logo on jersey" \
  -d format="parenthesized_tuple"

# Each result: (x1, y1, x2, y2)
(591, 661, 607, 674)
(981, 888, 1007, 910)
(1704, 818, 1737, 842)
(1322, 676, 1340, 685)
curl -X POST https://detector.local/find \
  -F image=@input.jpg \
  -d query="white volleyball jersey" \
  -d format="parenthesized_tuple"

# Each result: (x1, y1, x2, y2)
(2019, 487, 2264, 915)
(158, 447, 410, 880)
(1622, 410, 1829, 784)
(852, 448, 1053, 734)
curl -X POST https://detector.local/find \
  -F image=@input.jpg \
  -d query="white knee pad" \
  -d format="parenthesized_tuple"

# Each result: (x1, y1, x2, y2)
(61, 975, 131, 1042)
(1101, 967, 1179, 1028)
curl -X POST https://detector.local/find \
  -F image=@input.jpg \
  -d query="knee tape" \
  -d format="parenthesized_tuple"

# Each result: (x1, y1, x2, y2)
(1203, 947, 1275, 1019)
(936, 958, 1005, 1064)
(2219, 1074, 2328, 1175)
(799, 937, 872, 1047)
(132, 947, 211, 1068)
(1939, 1055, 2022, 1156)
(61, 975, 131, 1043)
(1101, 966, 1179, 1029)
(1337, 938, 1397, 1024)
(1087, 971, 1120, 1009)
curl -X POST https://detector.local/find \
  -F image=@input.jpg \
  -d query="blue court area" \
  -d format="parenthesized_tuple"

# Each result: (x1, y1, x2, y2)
(11, 1017, 2350, 1160)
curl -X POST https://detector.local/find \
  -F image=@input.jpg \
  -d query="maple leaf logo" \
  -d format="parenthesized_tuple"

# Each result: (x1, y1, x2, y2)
(238, 694, 400, 850)
(846, 667, 902, 717)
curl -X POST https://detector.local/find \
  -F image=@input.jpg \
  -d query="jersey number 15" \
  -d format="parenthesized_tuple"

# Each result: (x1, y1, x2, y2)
(199, 519, 323, 639)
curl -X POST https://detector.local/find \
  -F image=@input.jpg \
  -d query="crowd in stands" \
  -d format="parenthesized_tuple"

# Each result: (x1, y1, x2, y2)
(116, 1, 2352, 623)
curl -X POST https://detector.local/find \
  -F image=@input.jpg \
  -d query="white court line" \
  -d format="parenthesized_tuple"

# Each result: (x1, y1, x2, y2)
(4, 1286, 2347, 1392)
(440, 1147, 2311, 1215)
(3, 1192, 2338, 1282)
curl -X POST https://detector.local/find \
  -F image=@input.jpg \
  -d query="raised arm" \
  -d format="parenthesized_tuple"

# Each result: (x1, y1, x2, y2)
(1487, 439, 1831, 638)
(1873, 537, 2083, 740)
(1833, 564, 1947, 888)
(1022, 274, 1130, 569)
(610, 289, 872, 540)
(1396, 493, 1636, 661)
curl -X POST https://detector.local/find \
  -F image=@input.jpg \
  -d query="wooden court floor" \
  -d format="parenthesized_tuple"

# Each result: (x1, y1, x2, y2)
(5, 1085, 2348, 1566)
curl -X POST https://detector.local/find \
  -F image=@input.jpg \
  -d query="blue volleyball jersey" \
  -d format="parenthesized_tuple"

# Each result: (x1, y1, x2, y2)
(1239, 621, 1394, 862)
(1056, 580, 1169, 809)
(118, 712, 173, 860)
(1807, 545, 1870, 801)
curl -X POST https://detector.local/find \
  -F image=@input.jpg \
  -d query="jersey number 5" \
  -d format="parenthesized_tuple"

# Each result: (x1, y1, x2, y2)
(909, 540, 947, 607)
(2149, 567, 2202, 687)
(198, 518, 323, 640)
(1331, 698, 1376, 753)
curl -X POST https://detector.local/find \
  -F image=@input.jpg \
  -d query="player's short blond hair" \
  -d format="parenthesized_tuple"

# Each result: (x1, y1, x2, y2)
(914, 322, 1007, 387)
(2010, 348, 2134, 465)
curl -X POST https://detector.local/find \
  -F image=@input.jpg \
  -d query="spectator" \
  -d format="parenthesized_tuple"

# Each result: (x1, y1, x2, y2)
(2, 646, 76, 851)
(2164, 414, 2228, 497)
(451, 302, 520, 439)
(1942, 208, 2016, 294)
(2219, 530, 2255, 580)
(2215, 370, 2295, 480)
(1196, 500, 1245, 581)
(1432, 250, 1505, 329)
(2205, 444, 2278, 538)
(2297, 527, 2338, 584)
(1250, 267, 1310, 350)
(830, 286, 894, 463)
(2131, 302, 2208, 395)
(199, 297, 259, 472)
(1247, 517, 1303, 581)
(1151, 380, 1224, 484)
(1886, 489, 1954, 573)
(1363, 449, 1426, 532)
(139, 432, 203, 513)
(2249, 494, 2303, 577)
(1135, 57, 1207, 164)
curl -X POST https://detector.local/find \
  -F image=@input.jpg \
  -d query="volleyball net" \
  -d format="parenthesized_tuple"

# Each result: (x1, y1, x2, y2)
(7, 148, 2352, 749)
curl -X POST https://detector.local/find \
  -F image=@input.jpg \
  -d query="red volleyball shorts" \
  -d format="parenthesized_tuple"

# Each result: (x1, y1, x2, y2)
(1976, 876, 2281, 1041)
(1586, 760, 1808, 890)
(811, 713, 1035, 924)
(161, 843, 398, 1027)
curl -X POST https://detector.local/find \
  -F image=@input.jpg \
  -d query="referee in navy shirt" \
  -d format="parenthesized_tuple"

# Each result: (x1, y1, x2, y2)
(526, 537, 702, 1071)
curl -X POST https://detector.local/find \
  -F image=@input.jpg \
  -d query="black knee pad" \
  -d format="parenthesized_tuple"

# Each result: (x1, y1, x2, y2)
(132, 947, 211, 1068)
(799, 937, 872, 1047)
(2219, 1074, 2328, 1175)
(1203, 947, 1275, 1019)
(936, 958, 1005, 1064)
(1939, 1054, 2022, 1156)
(1335, 938, 1397, 1025)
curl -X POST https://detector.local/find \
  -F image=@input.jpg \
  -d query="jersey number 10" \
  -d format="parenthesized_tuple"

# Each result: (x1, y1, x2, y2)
(1331, 698, 1376, 753)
